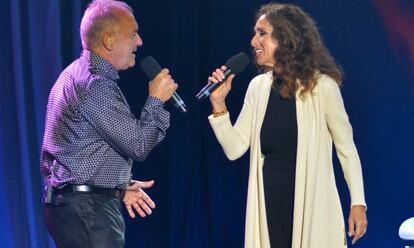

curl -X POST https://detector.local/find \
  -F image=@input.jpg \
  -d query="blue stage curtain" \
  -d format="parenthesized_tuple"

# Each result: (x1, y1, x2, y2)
(0, 0, 82, 247)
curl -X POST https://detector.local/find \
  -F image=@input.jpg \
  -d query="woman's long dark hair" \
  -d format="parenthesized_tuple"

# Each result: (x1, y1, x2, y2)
(255, 3, 343, 98)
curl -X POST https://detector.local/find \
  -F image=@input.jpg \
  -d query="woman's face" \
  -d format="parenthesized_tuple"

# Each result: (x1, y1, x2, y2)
(251, 15, 278, 68)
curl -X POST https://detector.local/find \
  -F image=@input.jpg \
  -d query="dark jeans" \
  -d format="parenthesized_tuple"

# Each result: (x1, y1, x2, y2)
(44, 192, 125, 248)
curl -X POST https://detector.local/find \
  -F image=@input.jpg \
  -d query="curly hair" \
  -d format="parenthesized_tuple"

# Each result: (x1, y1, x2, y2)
(255, 3, 343, 98)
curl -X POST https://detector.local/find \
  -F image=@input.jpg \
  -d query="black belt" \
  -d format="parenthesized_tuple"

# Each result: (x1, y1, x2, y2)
(53, 185, 126, 200)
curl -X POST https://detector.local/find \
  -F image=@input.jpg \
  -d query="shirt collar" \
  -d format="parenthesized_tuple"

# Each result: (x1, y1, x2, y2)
(82, 50, 120, 81)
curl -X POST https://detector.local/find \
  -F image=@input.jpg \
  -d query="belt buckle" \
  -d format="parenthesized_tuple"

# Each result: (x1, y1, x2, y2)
(74, 185, 92, 192)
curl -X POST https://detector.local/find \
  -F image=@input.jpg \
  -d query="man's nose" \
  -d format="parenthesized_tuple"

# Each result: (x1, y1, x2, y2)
(136, 35, 143, 46)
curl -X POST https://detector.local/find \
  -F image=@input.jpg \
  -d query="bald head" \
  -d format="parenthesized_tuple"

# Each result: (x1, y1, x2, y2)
(80, 0, 133, 50)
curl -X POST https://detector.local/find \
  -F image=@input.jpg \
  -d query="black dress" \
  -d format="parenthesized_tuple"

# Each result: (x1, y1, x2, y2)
(260, 81, 298, 248)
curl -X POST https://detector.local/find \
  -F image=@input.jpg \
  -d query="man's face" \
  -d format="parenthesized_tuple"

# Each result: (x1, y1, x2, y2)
(110, 12, 143, 70)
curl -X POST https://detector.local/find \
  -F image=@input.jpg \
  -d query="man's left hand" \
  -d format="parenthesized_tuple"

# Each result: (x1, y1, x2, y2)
(123, 180, 156, 218)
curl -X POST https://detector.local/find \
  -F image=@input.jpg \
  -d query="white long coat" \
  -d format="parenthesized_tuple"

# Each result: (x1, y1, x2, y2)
(209, 72, 366, 248)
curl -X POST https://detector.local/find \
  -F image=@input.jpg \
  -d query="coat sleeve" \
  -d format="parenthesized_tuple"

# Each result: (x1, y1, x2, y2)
(208, 78, 257, 161)
(322, 76, 367, 208)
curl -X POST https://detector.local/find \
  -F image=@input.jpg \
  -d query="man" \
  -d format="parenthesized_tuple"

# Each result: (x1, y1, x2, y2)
(40, 0, 177, 247)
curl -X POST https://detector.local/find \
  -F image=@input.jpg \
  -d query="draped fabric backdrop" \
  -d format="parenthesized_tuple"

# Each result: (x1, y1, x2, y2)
(1, 0, 413, 247)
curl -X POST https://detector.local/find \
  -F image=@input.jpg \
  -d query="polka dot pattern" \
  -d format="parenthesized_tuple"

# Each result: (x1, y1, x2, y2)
(41, 50, 170, 189)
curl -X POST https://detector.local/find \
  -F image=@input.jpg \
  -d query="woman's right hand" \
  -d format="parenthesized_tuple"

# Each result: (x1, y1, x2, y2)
(209, 66, 235, 111)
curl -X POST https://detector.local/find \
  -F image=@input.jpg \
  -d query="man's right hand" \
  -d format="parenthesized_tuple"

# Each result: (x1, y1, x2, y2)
(149, 69, 178, 102)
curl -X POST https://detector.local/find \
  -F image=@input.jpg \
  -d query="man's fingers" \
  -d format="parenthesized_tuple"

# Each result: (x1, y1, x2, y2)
(124, 183, 156, 219)
(126, 183, 140, 191)
(140, 191, 156, 208)
(133, 202, 146, 218)
(126, 205, 136, 219)
(126, 200, 149, 218)
(135, 180, 154, 189)
(138, 199, 153, 215)
(160, 68, 169, 75)
(127, 180, 154, 191)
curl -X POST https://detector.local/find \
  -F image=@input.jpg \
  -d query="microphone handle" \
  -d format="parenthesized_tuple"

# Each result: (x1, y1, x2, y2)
(172, 92, 187, 113)
(196, 69, 232, 101)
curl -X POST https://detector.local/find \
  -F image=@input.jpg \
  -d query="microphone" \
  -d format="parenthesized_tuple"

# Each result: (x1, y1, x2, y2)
(195, 52, 250, 101)
(140, 56, 187, 113)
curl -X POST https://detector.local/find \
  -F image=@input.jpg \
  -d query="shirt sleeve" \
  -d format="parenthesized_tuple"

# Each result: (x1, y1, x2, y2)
(80, 78, 170, 162)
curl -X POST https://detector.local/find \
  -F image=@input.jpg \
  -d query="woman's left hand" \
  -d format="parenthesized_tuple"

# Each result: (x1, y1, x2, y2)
(348, 205, 368, 244)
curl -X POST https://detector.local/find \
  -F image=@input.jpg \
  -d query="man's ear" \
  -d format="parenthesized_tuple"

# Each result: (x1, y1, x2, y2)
(102, 32, 114, 51)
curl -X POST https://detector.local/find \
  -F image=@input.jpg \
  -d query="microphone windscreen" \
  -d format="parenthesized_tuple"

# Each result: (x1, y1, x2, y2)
(225, 52, 250, 75)
(140, 56, 162, 80)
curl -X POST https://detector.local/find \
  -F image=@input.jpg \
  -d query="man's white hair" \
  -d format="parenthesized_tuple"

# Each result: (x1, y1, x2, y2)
(80, 0, 132, 50)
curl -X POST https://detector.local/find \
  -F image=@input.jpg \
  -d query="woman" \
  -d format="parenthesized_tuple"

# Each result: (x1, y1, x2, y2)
(207, 3, 367, 248)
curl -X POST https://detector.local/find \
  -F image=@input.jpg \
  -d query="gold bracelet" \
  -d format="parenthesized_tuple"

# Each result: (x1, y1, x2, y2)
(212, 109, 228, 118)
